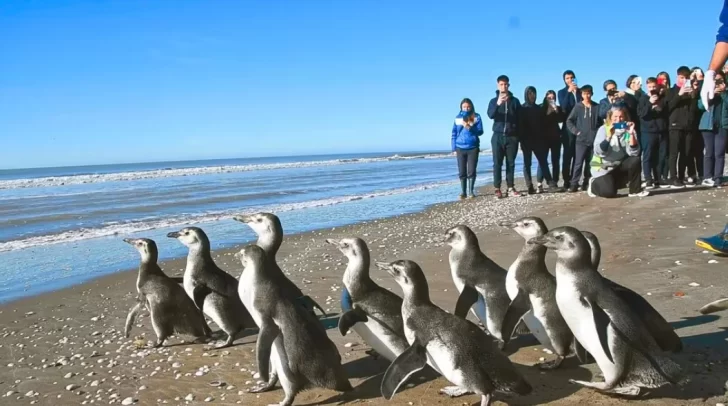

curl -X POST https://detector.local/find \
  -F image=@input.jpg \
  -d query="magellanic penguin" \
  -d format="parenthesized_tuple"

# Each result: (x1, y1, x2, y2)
(530, 227, 683, 396)
(123, 238, 211, 347)
(582, 230, 683, 353)
(167, 227, 255, 348)
(498, 217, 579, 369)
(444, 224, 528, 346)
(377, 259, 532, 406)
(235, 245, 353, 406)
(233, 212, 326, 317)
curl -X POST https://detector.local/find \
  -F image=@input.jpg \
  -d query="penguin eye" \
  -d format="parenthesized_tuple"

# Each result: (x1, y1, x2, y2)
(555, 235, 564, 241)
(256, 218, 263, 223)
(523, 222, 530, 227)
(342, 243, 349, 248)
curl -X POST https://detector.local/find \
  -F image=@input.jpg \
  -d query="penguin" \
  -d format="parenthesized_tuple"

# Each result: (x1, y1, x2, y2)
(377, 259, 532, 406)
(444, 224, 528, 346)
(123, 237, 211, 347)
(699, 298, 728, 314)
(582, 230, 683, 353)
(167, 227, 255, 348)
(530, 226, 682, 396)
(235, 245, 353, 406)
(233, 212, 326, 317)
(497, 217, 579, 369)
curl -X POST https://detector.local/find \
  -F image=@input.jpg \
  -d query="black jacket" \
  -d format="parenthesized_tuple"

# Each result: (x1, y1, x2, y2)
(566, 101, 602, 146)
(665, 85, 698, 130)
(519, 86, 544, 145)
(638, 92, 668, 133)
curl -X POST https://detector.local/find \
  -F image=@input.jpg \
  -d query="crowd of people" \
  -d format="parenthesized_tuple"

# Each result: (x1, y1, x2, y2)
(450, 66, 728, 200)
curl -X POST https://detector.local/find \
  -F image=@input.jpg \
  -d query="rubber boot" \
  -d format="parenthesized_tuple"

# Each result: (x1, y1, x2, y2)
(468, 177, 476, 198)
(459, 178, 467, 200)
(696, 223, 728, 254)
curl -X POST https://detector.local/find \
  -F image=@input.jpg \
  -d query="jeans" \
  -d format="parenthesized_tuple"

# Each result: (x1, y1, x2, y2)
(537, 138, 561, 184)
(657, 132, 669, 181)
(668, 129, 695, 181)
(640, 132, 660, 182)
(570, 143, 593, 186)
(702, 129, 727, 180)
(521, 142, 553, 187)
(561, 128, 576, 187)
(456, 147, 479, 180)
(491, 134, 519, 189)
(590, 156, 642, 198)
(693, 131, 704, 179)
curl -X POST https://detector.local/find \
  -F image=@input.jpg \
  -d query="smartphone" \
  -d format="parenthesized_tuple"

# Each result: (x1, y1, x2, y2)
(656, 77, 666, 86)
(613, 122, 627, 130)
(572, 78, 578, 86)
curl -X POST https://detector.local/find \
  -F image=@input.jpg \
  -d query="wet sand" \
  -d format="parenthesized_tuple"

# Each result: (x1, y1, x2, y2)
(2, 182, 728, 405)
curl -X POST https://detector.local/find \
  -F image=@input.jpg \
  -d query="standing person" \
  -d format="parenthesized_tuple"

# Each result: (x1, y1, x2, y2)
(666, 66, 699, 188)
(692, 69, 706, 182)
(565, 85, 602, 192)
(598, 80, 619, 120)
(588, 106, 649, 198)
(638, 77, 669, 189)
(626, 75, 645, 99)
(520, 86, 561, 194)
(538, 90, 565, 193)
(657, 71, 673, 184)
(487, 75, 522, 198)
(557, 70, 582, 190)
(697, 70, 727, 187)
(451, 98, 484, 199)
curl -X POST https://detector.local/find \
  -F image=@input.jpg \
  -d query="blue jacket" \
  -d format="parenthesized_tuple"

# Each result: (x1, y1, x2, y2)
(451, 111, 484, 150)
(719, 0, 728, 43)
(697, 92, 727, 130)
(487, 91, 521, 136)
(557, 86, 582, 119)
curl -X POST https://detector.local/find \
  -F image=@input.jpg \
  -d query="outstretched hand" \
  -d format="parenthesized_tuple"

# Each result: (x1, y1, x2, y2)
(702, 70, 716, 108)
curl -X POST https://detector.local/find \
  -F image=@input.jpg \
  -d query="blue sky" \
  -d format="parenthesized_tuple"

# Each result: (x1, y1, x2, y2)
(0, 0, 723, 169)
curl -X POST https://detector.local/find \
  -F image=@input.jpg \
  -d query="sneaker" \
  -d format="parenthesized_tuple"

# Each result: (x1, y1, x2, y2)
(459, 194, 466, 200)
(495, 189, 503, 199)
(568, 185, 579, 193)
(581, 182, 589, 192)
(628, 190, 650, 197)
(659, 177, 670, 188)
(536, 184, 544, 194)
(671, 179, 685, 189)
(702, 178, 716, 187)
(696, 224, 728, 254)
(587, 178, 596, 197)
(508, 187, 521, 197)
(527, 185, 536, 195)
(468, 193, 476, 199)
(685, 178, 697, 187)
(645, 180, 655, 190)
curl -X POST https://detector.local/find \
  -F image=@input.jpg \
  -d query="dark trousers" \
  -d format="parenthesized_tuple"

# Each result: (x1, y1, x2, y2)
(693, 130, 704, 179)
(537, 138, 561, 184)
(491, 134, 519, 189)
(522, 142, 553, 187)
(657, 132, 669, 181)
(590, 156, 642, 198)
(668, 129, 695, 181)
(702, 129, 728, 180)
(561, 128, 576, 187)
(456, 147, 479, 180)
(570, 143, 593, 186)
(640, 132, 660, 182)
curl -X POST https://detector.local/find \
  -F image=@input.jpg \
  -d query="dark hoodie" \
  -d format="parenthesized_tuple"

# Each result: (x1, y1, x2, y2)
(519, 86, 543, 145)
(566, 99, 602, 146)
(487, 90, 521, 136)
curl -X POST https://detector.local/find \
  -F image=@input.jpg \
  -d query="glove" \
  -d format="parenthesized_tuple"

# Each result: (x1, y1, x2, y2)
(702, 69, 716, 108)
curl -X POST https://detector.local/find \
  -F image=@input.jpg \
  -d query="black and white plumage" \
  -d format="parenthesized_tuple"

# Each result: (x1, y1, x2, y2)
(123, 237, 211, 347)
(167, 227, 255, 348)
(530, 227, 682, 396)
(378, 259, 532, 406)
(236, 245, 352, 406)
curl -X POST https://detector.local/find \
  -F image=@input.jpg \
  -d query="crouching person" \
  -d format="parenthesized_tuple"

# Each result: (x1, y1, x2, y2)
(588, 106, 650, 198)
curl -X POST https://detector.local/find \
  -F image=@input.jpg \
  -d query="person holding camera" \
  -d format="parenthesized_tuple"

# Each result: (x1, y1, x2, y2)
(697, 70, 727, 187)
(566, 85, 602, 193)
(665, 65, 700, 188)
(519, 86, 561, 194)
(557, 70, 581, 190)
(538, 90, 565, 193)
(451, 98, 484, 199)
(588, 106, 648, 198)
(598, 80, 619, 120)
(638, 77, 669, 189)
(487, 75, 522, 198)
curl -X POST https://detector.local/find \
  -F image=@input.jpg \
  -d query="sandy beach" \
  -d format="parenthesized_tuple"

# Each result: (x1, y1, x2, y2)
(2, 182, 728, 406)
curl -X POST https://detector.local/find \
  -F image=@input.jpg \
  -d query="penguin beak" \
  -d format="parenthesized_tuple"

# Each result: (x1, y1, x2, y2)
(375, 261, 393, 273)
(233, 215, 251, 223)
(528, 235, 551, 247)
(122, 238, 135, 245)
(498, 220, 516, 228)
(325, 238, 340, 247)
(166, 231, 180, 238)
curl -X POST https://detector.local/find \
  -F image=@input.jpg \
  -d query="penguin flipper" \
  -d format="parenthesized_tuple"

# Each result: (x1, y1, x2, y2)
(700, 298, 728, 314)
(381, 339, 428, 400)
(587, 298, 615, 364)
(255, 319, 281, 383)
(501, 289, 531, 345)
(454, 285, 479, 319)
(298, 295, 327, 317)
(124, 298, 145, 338)
(192, 284, 213, 311)
(338, 307, 368, 336)
(169, 276, 184, 284)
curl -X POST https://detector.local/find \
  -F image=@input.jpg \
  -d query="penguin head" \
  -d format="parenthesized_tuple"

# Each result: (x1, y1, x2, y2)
(444, 225, 477, 249)
(528, 226, 586, 258)
(123, 238, 158, 261)
(234, 244, 267, 269)
(499, 216, 547, 240)
(233, 212, 281, 238)
(325, 237, 368, 260)
(377, 259, 429, 297)
(166, 227, 209, 248)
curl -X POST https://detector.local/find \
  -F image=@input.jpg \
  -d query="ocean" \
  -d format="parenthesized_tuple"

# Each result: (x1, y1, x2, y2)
(0, 150, 524, 303)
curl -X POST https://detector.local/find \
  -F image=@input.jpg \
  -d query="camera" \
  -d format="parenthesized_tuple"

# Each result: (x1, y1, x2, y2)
(650, 89, 659, 96)
(607, 89, 618, 97)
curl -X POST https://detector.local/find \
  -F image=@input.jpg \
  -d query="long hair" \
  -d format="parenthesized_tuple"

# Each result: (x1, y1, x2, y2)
(460, 98, 476, 124)
(657, 71, 672, 88)
(542, 90, 557, 114)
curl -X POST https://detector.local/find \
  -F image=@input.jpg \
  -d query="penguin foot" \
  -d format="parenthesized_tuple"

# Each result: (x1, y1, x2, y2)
(480, 394, 492, 406)
(248, 380, 277, 394)
(568, 379, 640, 396)
(439, 386, 472, 397)
(364, 349, 381, 359)
(537, 356, 564, 370)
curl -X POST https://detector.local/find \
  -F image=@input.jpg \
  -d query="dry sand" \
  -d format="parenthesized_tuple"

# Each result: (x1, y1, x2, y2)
(2, 183, 728, 405)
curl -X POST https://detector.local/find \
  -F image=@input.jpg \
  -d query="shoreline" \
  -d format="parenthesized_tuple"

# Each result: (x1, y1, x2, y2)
(2, 181, 728, 405)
